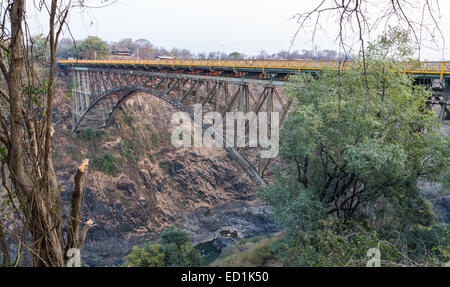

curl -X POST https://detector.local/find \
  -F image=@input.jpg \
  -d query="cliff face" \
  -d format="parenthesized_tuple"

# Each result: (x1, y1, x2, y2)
(53, 87, 278, 266)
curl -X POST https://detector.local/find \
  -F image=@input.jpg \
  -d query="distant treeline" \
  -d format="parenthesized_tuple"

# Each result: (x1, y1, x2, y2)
(52, 36, 344, 60)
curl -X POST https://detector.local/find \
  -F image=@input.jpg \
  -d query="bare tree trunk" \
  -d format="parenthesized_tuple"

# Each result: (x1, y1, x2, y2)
(1, 0, 92, 267)
(0, 222, 11, 267)
(66, 160, 90, 253)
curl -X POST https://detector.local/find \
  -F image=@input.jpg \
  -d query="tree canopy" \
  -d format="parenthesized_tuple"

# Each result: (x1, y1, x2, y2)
(259, 28, 450, 266)
(78, 36, 110, 59)
(124, 226, 204, 267)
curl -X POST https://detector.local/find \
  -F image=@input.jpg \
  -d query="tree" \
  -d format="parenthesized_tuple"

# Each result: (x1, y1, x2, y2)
(317, 49, 337, 60)
(0, 0, 95, 267)
(124, 244, 165, 267)
(228, 51, 243, 60)
(134, 38, 154, 59)
(135, 38, 152, 48)
(124, 226, 204, 267)
(256, 50, 269, 60)
(79, 36, 109, 59)
(56, 38, 78, 59)
(117, 38, 138, 54)
(160, 225, 190, 246)
(259, 29, 449, 260)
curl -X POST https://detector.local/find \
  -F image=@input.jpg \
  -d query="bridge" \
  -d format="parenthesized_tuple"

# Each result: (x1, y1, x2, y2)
(57, 59, 450, 183)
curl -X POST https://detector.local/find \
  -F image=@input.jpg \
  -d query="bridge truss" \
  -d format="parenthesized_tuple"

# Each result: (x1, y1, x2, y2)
(68, 67, 291, 183)
(59, 60, 450, 184)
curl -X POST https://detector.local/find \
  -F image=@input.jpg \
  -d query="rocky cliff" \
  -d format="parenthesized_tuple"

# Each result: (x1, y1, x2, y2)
(53, 86, 278, 266)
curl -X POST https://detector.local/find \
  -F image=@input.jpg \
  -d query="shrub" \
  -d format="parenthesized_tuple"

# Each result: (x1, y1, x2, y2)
(124, 243, 165, 267)
(120, 138, 137, 164)
(161, 225, 189, 246)
(124, 226, 204, 267)
(78, 128, 102, 140)
(272, 218, 449, 267)
(93, 152, 118, 173)
(404, 223, 450, 262)
(212, 236, 281, 267)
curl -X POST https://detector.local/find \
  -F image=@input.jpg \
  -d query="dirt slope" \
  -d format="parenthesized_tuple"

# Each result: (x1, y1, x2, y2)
(52, 85, 278, 266)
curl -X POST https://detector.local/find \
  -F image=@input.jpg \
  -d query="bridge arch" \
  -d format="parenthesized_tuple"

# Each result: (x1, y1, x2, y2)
(73, 85, 194, 131)
(72, 81, 266, 186)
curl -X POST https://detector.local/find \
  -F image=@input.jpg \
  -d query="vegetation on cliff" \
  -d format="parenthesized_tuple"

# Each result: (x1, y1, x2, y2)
(124, 226, 203, 267)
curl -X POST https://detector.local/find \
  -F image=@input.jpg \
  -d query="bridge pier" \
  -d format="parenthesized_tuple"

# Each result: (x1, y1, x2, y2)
(443, 79, 450, 121)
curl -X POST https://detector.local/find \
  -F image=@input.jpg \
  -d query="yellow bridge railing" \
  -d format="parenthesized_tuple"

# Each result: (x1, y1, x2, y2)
(58, 59, 450, 80)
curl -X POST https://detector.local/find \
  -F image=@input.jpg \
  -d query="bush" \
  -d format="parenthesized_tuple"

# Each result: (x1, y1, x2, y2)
(212, 235, 281, 267)
(271, 218, 449, 267)
(404, 223, 450, 262)
(161, 225, 189, 246)
(120, 138, 137, 164)
(93, 152, 118, 173)
(78, 128, 102, 140)
(124, 226, 204, 267)
(124, 243, 165, 267)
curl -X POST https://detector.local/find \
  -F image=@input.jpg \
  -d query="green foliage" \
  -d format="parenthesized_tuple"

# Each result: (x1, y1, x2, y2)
(93, 152, 118, 173)
(120, 138, 137, 164)
(159, 162, 170, 172)
(115, 110, 163, 167)
(195, 241, 221, 266)
(78, 36, 109, 59)
(124, 226, 204, 267)
(67, 145, 82, 162)
(258, 28, 450, 266)
(261, 32, 449, 227)
(272, 218, 449, 267)
(161, 241, 204, 267)
(78, 128, 102, 140)
(213, 235, 281, 267)
(367, 26, 414, 61)
(124, 243, 165, 267)
(22, 80, 49, 108)
(160, 225, 189, 246)
(228, 51, 243, 59)
(273, 218, 401, 266)
(404, 223, 450, 261)
(0, 143, 6, 159)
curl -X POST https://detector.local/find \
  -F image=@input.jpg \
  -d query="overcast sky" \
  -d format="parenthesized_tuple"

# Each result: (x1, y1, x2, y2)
(28, 0, 450, 60)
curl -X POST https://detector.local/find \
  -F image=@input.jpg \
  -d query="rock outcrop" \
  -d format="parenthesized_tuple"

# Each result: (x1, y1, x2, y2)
(53, 89, 276, 266)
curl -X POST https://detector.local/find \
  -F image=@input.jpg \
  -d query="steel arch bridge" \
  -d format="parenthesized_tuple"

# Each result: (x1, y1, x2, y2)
(57, 59, 450, 183)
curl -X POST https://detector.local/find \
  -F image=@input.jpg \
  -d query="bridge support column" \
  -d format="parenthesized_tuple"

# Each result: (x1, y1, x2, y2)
(72, 70, 85, 128)
(442, 79, 450, 121)
(258, 86, 274, 177)
(215, 81, 222, 112)
(84, 72, 91, 107)
(72, 71, 78, 128)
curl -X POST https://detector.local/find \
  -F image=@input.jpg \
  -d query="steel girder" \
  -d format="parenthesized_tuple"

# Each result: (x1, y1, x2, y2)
(70, 68, 291, 182)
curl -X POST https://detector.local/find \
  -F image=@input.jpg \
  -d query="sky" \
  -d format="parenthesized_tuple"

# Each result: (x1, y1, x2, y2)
(27, 0, 450, 60)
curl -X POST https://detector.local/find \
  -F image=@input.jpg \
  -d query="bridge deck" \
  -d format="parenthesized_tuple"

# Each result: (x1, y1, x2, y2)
(58, 59, 450, 80)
